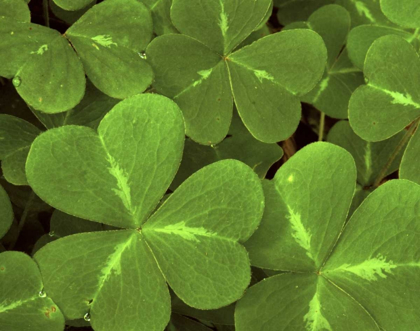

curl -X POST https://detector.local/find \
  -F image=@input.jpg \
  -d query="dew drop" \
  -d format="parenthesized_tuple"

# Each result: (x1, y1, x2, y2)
(12, 76, 21, 87)
(139, 51, 147, 59)
(48, 231, 55, 237)
(39, 290, 46, 298)
(84, 313, 91, 322)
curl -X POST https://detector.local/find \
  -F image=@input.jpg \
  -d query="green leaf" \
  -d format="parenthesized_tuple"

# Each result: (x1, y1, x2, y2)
(31, 80, 119, 130)
(66, 0, 153, 99)
(147, 34, 233, 145)
(335, 0, 392, 27)
(141, 0, 178, 35)
(143, 160, 264, 309)
(0, 20, 86, 113)
(0, 115, 41, 185)
(52, 0, 94, 11)
(274, 0, 334, 26)
(244, 142, 356, 271)
(35, 230, 171, 330)
(228, 29, 327, 142)
(323, 180, 420, 329)
(328, 120, 407, 186)
(298, 5, 364, 119)
(400, 123, 420, 184)
(170, 111, 283, 190)
(169, 315, 212, 331)
(0, 184, 13, 239)
(237, 144, 420, 329)
(380, 0, 420, 28)
(50, 210, 105, 238)
(0, 251, 65, 331)
(349, 35, 420, 141)
(171, 0, 272, 55)
(49, 0, 96, 25)
(26, 94, 185, 229)
(347, 24, 418, 70)
(0, 0, 30, 22)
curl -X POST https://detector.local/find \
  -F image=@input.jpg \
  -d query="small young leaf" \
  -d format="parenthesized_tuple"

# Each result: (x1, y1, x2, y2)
(0, 184, 13, 239)
(0, 251, 65, 331)
(142, 0, 178, 35)
(49, 0, 96, 25)
(66, 0, 153, 99)
(26, 94, 185, 229)
(274, 0, 334, 26)
(400, 125, 420, 184)
(349, 35, 420, 141)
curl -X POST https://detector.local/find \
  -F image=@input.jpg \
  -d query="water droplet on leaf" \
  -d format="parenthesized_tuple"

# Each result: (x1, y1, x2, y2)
(48, 231, 55, 237)
(39, 290, 46, 298)
(139, 51, 147, 59)
(12, 76, 21, 87)
(84, 313, 91, 321)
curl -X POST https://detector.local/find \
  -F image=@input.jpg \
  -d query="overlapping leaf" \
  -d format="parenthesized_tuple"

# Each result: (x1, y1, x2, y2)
(236, 142, 420, 330)
(0, 184, 13, 239)
(274, 0, 334, 26)
(380, 0, 420, 28)
(28, 94, 264, 331)
(171, 111, 283, 189)
(335, 0, 392, 27)
(295, 5, 364, 119)
(147, 0, 327, 144)
(0, 251, 65, 331)
(0, 0, 153, 113)
(400, 126, 420, 184)
(349, 35, 420, 141)
(0, 115, 41, 185)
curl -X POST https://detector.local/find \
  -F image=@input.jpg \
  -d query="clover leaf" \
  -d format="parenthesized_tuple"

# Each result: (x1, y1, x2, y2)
(349, 35, 420, 142)
(147, 0, 327, 144)
(335, 0, 392, 27)
(236, 142, 420, 330)
(52, 0, 94, 11)
(0, 184, 13, 239)
(292, 5, 364, 119)
(274, 0, 334, 26)
(0, 115, 41, 185)
(0, 0, 153, 113)
(0, 251, 65, 330)
(400, 126, 420, 185)
(27, 94, 265, 331)
(0, 0, 30, 22)
(380, 0, 420, 29)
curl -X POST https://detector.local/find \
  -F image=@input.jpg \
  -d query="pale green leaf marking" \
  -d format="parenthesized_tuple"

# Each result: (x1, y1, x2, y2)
(150, 221, 218, 242)
(254, 70, 275, 83)
(313, 76, 330, 103)
(0, 296, 38, 313)
(352, 0, 375, 22)
(30, 44, 48, 55)
(219, 0, 229, 39)
(91, 35, 118, 48)
(369, 85, 420, 108)
(304, 291, 332, 331)
(99, 234, 135, 280)
(364, 142, 372, 180)
(287, 206, 314, 260)
(333, 254, 397, 281)
(192, 68, 214, 87)
(106, 154, 136, 215)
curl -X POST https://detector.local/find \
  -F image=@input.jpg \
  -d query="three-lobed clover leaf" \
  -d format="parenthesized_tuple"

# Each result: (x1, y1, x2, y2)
(349, 35, 420, 142)
(0, 0, 153, 113)
(290, 4, 364, 119)
(0, 251, 65, 330)
(0, 184, 13, 240)
(236, 142, 420, 330)
(0, 115, 41, 185)
(27, 94, 265, 331)
(147, 0, 327, 144)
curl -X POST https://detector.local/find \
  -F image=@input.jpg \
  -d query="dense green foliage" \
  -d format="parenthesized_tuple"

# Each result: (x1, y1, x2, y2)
(0, 0, 419, 330)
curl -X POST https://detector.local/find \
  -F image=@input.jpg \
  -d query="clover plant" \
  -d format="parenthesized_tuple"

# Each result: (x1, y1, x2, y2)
(1, 1, 420, 331)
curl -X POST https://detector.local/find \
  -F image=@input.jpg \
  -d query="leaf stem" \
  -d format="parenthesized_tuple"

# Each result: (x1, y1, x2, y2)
(372, 118, 420, 188)
(43, 0, 50, 27)
(9, 191, 36, 250)
(318, 111, 325, 141)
